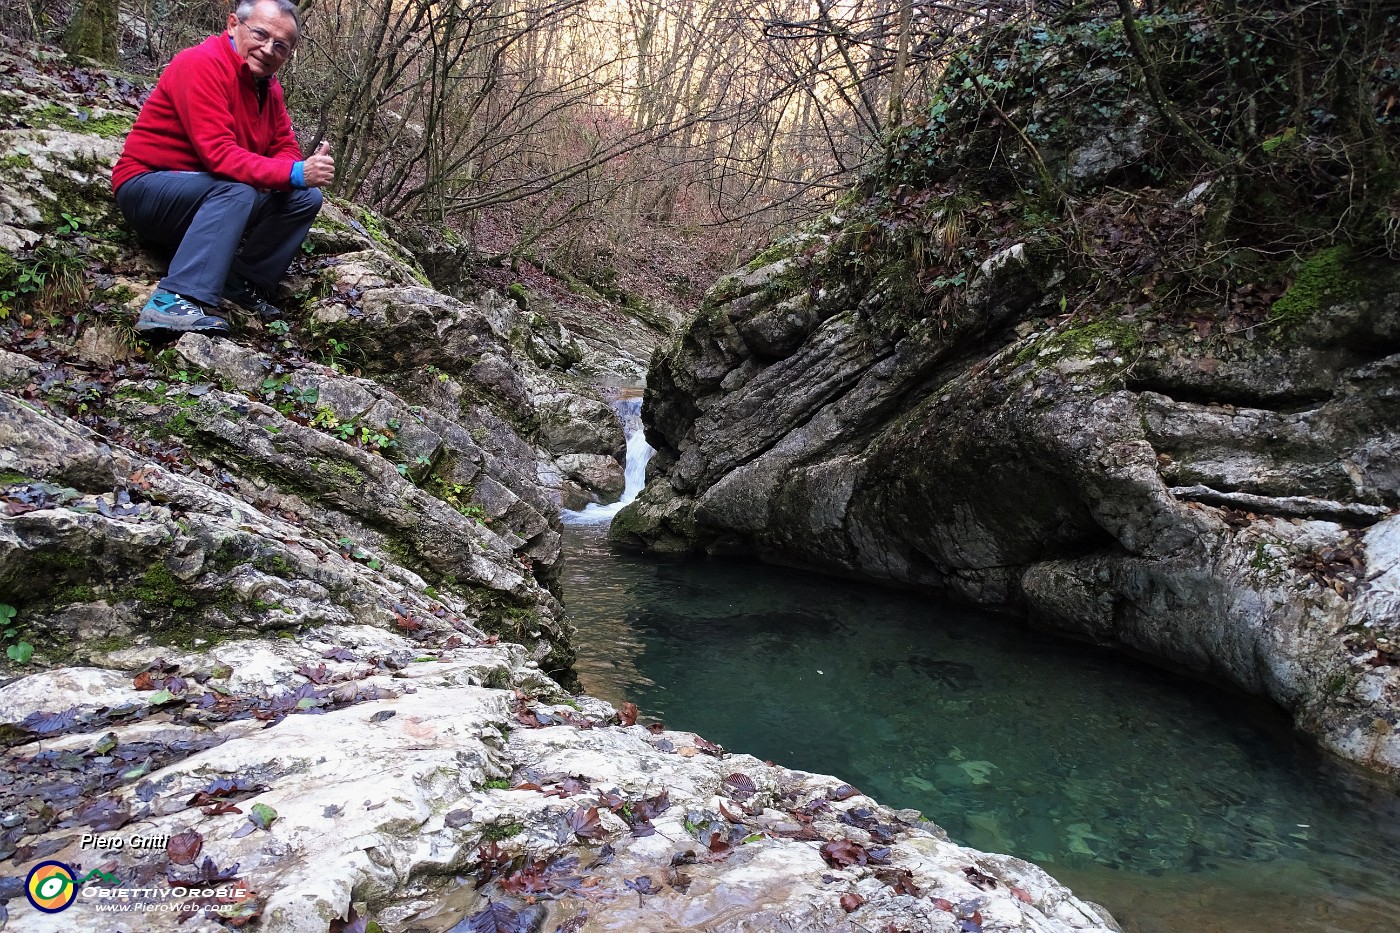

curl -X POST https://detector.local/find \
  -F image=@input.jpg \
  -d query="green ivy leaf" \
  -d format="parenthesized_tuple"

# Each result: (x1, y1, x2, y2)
(249, 802, 278, 830)
(122, 758, 153, 780)
(6, 641, 34, 664)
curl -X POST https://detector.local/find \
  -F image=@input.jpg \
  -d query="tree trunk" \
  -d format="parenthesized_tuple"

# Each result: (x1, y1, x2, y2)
(64, 0, 119, 64)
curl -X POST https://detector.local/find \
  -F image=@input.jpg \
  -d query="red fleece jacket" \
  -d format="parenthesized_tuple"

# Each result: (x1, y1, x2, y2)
(111, 33, 303, 192)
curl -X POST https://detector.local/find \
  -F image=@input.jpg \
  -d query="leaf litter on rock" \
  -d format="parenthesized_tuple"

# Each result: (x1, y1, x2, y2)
(564, 805, 607, 842)
(168, 855, 242, 885)
(720, 773, 756, 801)
(820, 838, 889, 869)
(623, 874, 658, 905)
(460, 900, 543, 933)
(617, 702, 639, 726)
(167, 828, 203, 864)
(963, 865, 998, 889)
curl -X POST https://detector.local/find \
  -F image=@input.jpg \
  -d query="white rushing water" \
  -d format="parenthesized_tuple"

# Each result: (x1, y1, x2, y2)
(560, 396, 653, 526)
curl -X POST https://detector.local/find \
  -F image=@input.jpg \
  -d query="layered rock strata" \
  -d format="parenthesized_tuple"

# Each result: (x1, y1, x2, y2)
(616, 244, 1400, 777)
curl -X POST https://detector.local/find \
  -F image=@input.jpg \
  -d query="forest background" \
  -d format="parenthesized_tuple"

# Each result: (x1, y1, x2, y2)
(3, 0, 1035, 313)
(5, 0, 1397, 319)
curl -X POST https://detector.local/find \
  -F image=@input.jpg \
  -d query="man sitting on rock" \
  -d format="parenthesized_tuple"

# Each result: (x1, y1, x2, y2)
(111, 0, 334, 336)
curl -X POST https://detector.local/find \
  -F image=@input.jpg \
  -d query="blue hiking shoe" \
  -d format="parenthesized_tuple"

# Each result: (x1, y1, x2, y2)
(135, 289, 230, 336)
(222, 276, 282, 320)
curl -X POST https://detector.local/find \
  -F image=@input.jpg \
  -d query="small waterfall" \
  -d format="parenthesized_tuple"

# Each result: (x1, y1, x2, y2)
(561, 396, 654, 526)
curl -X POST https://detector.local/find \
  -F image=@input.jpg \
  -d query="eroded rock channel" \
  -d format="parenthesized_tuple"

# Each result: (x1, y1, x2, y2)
(0, 35, 1115, 933)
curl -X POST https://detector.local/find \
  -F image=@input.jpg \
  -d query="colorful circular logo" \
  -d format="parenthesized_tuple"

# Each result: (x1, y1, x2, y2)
(26, 860, 78, 913)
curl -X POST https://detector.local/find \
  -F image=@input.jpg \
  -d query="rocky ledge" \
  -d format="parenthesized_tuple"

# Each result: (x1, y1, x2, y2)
(0, 627, 1117, 932)
(617, 247, 1400, 778)
(0, 383, 1118, 931)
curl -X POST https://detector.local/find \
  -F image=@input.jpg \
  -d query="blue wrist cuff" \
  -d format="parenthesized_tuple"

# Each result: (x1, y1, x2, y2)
(290, 162, 306, 189)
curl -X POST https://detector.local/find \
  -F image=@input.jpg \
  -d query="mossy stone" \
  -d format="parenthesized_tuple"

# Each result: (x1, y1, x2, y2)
(1268, 246, 1361, 330)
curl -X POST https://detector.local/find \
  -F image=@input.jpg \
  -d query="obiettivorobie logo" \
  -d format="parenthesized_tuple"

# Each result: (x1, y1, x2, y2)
(24, 861, 121, 913)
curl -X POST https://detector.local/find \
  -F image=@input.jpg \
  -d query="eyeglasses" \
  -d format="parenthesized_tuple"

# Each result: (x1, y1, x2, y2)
(238, 20, 295, 58)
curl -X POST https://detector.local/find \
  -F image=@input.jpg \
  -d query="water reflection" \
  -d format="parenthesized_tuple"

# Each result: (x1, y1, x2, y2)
(561, 522, 1400, 933)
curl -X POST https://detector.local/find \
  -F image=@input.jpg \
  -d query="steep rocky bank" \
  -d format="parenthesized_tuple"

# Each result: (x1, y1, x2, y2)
(614, 11, 1400, 779)
(0, 35, 1116, 932)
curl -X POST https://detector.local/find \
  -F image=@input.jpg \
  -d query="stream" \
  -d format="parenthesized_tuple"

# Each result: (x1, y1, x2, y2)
(557, 400, 1400, 933)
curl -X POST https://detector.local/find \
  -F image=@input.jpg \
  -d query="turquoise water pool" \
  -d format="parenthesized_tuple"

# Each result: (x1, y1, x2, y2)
(561, 522, 1400, 933)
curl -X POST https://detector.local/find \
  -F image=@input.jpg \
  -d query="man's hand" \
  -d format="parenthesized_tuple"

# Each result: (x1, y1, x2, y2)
(303, 141, 335, 188)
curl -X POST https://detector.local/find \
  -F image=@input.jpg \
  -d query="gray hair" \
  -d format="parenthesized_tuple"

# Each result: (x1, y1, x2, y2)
(234, 0, 302, 33)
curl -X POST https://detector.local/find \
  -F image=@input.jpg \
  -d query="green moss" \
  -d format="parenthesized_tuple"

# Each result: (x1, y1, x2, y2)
(1261, 127, 1300, 157)
(43, 551, 86, 570)
(1033, 320, 1141, 363)
(310, 458, 366, 487)
(421, 464, 485, 520)
(53, 583, 98, 603)
(345, 206, 428, 285)
(482, 778, 512, 790)
(26, 104, 132, 138)
(1012, 335, 1043, 368)
(480, 820, 524, 841)
(1268, 246, 1360, 328)
(310, 213, 355, 238)
(84, 634, 133, 656)
(1, 152, 34, 172)
(705, 274, 747, 308)
(3, 549, 102, 622)
(156, 618, 235, 650)
(605, 501, 647, 541)
(111, 385, 205, 439)
(351, 206, 391, 248)
(208, 540, 247, 572)
(1322, 671, 1350, 695)
(253, 553, 295, 577)
(63, 0, 119, 64)
(113, 383, 163, 403)
(95, 283, 136, 305)
(134, 563, 199, 609)
(745, 238, 800, 271)
(164, 409, 193, 438)
(487, 605, 538, 637)
(82, 113, 132, 138)
(1249, 541, 1288, 574)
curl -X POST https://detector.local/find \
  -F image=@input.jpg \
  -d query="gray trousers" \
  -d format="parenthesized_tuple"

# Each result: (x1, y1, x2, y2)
(116, 172, 322, 306)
